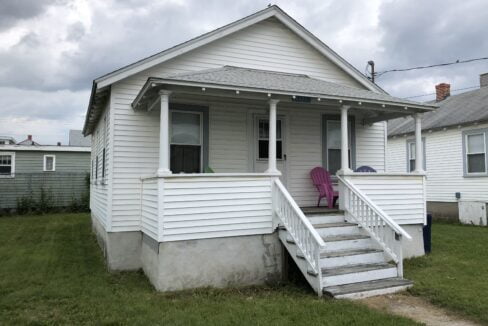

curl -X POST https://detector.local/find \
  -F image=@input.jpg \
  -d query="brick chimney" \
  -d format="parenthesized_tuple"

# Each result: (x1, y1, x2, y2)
(481, 73, 488, 88)
(435, 83, 450, 102)
(27, 135, 32, 141)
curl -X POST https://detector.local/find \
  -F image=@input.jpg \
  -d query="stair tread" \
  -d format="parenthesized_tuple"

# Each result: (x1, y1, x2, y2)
(322, 234, 371, 242)
(321, 248, 383, 258)
(323, 278, 413, 296)
(313, 222, 357, 228)
(322, 262, 395, 276)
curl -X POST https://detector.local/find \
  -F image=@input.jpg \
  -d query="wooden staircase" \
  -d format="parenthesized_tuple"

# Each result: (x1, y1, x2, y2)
(279, 210, 413, 299)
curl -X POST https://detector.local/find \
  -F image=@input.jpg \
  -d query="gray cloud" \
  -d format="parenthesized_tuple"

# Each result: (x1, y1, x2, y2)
(1, 0, 488, 144)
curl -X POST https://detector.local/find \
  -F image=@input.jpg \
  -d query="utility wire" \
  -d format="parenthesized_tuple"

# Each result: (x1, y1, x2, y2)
(375, 56, 488, 78)
(403, 85, 480, 99)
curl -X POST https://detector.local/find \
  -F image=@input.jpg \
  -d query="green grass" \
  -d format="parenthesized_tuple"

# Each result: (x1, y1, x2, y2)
(0, 213, 418, 325)
(405, 221, 488, 324)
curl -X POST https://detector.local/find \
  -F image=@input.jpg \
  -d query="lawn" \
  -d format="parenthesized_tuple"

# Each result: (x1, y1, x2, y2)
(0, 213, 417, 325)
(405, 221, 488, 324)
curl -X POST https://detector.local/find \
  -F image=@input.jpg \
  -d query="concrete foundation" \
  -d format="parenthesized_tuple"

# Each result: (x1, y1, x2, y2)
(427, 201, 459, 222)
(141, 233, 283, 292)
(401, 224, 425, 258)
(91, 214, 142, 270)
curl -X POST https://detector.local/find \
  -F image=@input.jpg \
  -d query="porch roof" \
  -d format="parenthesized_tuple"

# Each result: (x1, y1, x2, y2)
(132, 66, 437, 113)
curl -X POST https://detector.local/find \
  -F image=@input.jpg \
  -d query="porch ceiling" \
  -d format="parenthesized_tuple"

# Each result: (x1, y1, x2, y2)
(132, 66, 437, 123)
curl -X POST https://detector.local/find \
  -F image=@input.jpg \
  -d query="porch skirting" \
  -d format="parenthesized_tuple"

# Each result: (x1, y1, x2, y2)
(91, 213, 283, 291)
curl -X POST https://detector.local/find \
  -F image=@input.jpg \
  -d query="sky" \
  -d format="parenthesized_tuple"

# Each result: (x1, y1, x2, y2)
(1, 0, 487, 144)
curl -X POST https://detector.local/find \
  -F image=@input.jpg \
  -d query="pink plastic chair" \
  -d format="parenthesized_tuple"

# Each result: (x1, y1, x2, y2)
(310, 167, 338, 208)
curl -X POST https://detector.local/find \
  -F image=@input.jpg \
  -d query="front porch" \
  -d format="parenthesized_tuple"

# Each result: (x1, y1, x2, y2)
(115, 66, 434, 295)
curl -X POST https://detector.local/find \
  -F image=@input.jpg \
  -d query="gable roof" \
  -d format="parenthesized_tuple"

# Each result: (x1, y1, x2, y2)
(133, 66, 435, 110)
(94, 5, 381, 92)
(83, 5, 385, 135)
(388, 86, 488, 136)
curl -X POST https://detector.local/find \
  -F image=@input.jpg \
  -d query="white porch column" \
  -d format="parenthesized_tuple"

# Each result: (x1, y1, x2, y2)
(157, 90, 172, 176)
(266, 99, 280, 173)
(414, 113, 424, 172)
(340, 105, 352, 173)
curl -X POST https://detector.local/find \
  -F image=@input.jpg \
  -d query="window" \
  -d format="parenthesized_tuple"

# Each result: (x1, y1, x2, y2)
(406, 139, 426, 172)
(257, 119, 283, 160)
(170, 111, 203, 173)
(464, 130, 487, 175)
(102, 148, 106, 179)
(95, 155, 99, 179)
(43, 155, 56, 172)
(0, 153, 15, 177)
(324, 119, 353, 175)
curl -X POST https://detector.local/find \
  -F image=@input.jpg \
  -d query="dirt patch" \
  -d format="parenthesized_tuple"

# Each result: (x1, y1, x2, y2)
(360, 294, 479, 326)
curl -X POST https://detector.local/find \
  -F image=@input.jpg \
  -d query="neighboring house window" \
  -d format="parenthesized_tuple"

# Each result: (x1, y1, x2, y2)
(95, 155, 99, 180)
(170, 111, 203, 173)
(0, 152, 15, 177)
(102, 148, 106, 179)
(463, 129, 488, 176)
(407, 138, 426, 172)
(43, 155, 56, 172)
(257, 118, 283, 160)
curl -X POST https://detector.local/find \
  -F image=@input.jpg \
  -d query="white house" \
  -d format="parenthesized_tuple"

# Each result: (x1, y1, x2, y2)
(83, 5, 435, 298)
(388, 76, 488, 226)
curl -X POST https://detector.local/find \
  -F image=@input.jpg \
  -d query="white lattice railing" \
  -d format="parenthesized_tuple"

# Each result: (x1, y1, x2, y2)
(272, 178, 325, 275)
(337, 175, 412, 277)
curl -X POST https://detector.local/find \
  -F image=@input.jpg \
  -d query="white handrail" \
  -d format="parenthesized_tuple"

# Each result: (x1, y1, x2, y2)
(337, 175, 411, 276)
(272, 178, 325, 274)
(338, 176, 412, 240)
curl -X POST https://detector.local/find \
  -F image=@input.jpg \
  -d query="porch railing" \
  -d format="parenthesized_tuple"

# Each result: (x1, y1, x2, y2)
(272, 178, 325, 276)
(337, 175, 412, 277)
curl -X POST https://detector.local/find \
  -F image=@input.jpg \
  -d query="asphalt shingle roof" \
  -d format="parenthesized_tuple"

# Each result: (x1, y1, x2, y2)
(161, 66, 435, 109)
(388, 86, 488, 136)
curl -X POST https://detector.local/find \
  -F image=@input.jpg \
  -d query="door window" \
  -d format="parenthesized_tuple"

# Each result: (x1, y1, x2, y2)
(257, 119, 283, 160)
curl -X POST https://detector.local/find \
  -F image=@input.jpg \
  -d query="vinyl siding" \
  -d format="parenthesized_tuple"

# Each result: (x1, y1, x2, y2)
(347, 174, 426, 225)
(90, 102, 111, 228)
(387, 122, 488, 203)
(161, 176, 273, 241)
(356, 121, 386, 172)
(107, 17, 385, 233)
(0, 151, 90, 209)
(141, 178, 158, 239)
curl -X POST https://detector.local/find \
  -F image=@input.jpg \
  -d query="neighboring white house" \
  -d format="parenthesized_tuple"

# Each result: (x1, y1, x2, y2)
(83, 5, 436, 298)
(387, 75, 488, 226)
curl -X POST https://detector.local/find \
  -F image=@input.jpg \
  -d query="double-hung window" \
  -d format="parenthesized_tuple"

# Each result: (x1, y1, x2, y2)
(170, 111, 203, 173)
(0, 152, 15, 177)
(406, 139, 426, 172)
(43, 155, 56, 172)
(464, 129, 488, 176)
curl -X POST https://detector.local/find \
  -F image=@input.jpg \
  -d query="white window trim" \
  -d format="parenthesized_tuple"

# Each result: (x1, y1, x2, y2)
(0, 152, 15, 178)
(169, 110, 204, 172)
(406, 138, 426, 172)
(43, 154, 56, 172)
(256, 116, 285, 161)
(463, 130, 488, 176)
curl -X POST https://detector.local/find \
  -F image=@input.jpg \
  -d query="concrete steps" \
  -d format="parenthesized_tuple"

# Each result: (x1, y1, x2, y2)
(279, 209, 412, 299)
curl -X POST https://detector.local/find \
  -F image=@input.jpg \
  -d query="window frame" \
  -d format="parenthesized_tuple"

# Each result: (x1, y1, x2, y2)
(43, 154, 56, 172)
(406, 138, 426, 172)
(0, 152, 15, 178)
(256, 117, 285, 161)
(322, 115, 356, 175)
(169, 109, 204, 173)
(463, 128, 488, 177)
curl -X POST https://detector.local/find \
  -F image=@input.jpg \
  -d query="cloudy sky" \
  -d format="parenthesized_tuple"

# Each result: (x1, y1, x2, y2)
(1, 0, 487, 144)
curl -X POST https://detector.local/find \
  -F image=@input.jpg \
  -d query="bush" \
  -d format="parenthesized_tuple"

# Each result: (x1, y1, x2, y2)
(16, 196, 35, 215)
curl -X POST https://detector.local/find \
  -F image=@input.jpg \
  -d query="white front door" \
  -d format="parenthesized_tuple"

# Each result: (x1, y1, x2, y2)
(253, 115, 287, 185)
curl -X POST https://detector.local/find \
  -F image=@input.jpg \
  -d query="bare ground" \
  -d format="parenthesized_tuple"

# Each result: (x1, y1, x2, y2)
(360, 294, 480, 326)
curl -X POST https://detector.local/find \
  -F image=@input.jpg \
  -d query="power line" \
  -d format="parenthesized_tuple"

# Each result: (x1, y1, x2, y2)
(403, 85, 480, 99)
(374, 56, 488, 79)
